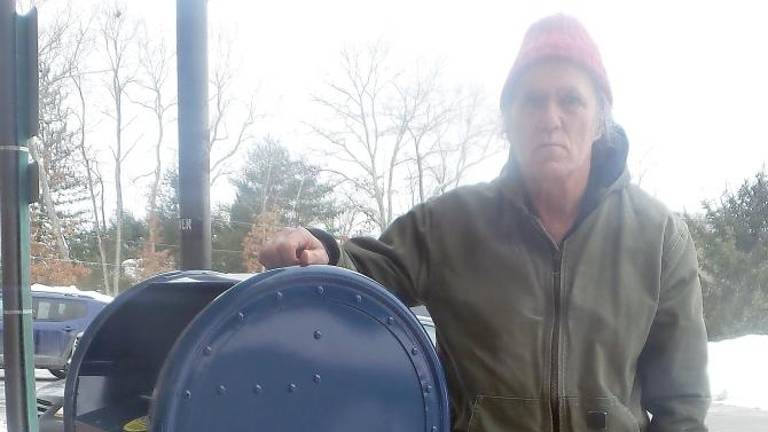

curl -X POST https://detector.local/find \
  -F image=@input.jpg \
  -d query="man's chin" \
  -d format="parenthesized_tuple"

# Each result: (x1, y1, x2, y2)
(530, 160, 572, 179)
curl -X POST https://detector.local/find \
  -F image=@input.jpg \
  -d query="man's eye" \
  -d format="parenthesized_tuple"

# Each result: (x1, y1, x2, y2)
(561, 93, 584, 108)
(523, 94, 546, 108)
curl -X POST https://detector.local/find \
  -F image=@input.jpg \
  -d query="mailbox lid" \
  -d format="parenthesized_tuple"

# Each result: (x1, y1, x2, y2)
(152, 266, 449, 432)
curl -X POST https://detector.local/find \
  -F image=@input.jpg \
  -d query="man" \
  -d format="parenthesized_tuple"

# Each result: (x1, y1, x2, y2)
(260, 14, 710, 431)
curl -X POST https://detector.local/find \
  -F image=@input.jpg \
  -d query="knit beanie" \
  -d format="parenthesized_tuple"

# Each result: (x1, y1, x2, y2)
(500, 14, 611, 110)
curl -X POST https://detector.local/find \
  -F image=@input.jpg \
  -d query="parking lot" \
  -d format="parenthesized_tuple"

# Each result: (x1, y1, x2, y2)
(0, 369, 64, 431)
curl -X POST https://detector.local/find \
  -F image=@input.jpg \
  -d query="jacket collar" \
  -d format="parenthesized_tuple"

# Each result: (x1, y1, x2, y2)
(496, 122, 631, 217)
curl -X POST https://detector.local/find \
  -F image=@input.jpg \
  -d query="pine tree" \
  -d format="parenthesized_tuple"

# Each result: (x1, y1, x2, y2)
(688, 168, 768, 340)
(226, 138, 339, 272)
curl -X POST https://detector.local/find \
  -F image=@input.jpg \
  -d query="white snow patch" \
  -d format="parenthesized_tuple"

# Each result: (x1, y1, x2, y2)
(708, 334, 768, 410)
(31, 283, 113, 303)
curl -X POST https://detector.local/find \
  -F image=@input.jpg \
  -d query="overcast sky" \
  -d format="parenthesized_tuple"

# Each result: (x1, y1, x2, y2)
(36, 0, 768, 218)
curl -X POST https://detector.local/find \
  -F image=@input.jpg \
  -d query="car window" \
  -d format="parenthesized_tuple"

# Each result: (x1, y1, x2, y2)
(33, 298, 88, 322)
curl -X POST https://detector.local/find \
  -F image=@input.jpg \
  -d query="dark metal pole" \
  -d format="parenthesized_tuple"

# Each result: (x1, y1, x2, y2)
(1, 1, 40, 430)
(176, 0, 211, 270)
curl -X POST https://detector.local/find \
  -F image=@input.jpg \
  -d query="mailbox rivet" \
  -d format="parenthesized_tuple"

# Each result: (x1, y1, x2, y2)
(183, 390, 192, 400)
(276, 291, 283, 301)
(424, 384, 432, 394)
(411, 347, 419, 355)
(288, 384, 297, 393)
(386, 316, 394, 325)
(316, 286, 325, 295)
(217, 385, 226, 395)
(314, 330, 323, 340)
(355, 294, 362, 304)
(204, 346, 213, 356)
(237, 312, 245, 321)
(313, 374, 322, 384)
(432, 427, 438, 432)
(254, 384, 263, 394)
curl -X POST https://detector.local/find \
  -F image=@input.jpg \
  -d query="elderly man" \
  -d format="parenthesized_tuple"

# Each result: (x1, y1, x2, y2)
(260, 14, 710, 432)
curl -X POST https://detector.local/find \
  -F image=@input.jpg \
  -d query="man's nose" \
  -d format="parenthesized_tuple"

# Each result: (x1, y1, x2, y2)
(537, 99, 563, 134)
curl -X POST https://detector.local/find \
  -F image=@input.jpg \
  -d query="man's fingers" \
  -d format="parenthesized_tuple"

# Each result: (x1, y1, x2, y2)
(276, 240, 302, 266)
(258, 227, 330, 269)
(299, 247, 330, 267)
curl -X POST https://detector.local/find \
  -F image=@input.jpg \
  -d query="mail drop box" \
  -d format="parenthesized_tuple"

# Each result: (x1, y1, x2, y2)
(63, 266, 449, 432)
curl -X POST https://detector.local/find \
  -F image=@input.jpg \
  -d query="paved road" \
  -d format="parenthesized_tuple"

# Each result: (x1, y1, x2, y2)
(0, 369, 65, 432)
(706, 403, 768, 432)
(0, 370, 765, 431)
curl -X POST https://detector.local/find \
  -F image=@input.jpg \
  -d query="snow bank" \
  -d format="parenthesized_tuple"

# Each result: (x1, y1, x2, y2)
(708, 334, 768, 410)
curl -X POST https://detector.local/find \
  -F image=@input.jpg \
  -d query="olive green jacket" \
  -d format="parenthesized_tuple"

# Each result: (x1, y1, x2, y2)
(325, 129, 710, 431)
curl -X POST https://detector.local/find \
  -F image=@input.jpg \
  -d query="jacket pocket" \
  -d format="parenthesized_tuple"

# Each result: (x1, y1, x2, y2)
(562, 397, 641, 432)
(467, 395, 548, 432)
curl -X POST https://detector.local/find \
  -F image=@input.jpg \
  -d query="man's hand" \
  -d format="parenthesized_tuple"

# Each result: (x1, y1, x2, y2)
(259, 227, 330, 269)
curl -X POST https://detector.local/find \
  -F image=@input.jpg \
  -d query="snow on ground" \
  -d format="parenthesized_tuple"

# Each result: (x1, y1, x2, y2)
(708, 334, 768, 410)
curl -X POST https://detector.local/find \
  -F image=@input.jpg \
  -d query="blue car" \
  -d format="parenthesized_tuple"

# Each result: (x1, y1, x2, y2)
(0, 285, 111, 379)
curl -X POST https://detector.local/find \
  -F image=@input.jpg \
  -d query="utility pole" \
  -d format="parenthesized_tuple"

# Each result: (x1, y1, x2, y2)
(176, 0, 211, 270)
(0, 1, 40, 430)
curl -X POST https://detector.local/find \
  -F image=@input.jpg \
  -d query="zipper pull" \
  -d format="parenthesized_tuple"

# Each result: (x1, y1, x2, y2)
(553, 250, 562, 268)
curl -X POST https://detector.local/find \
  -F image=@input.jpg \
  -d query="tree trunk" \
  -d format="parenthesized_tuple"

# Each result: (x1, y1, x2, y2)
(291, 177, 305, 226)
(415, 140, 425, 204)
(73, 77, 111, 293)
(112, 79, 123, 296)
(147, 99, 164, 253)
(29, 142, 70, 260)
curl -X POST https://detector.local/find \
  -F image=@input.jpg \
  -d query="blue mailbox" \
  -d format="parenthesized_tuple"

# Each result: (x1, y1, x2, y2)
(64, 266, 449, 432)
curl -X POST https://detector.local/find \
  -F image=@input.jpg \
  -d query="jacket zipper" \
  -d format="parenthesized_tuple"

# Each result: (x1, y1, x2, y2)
(530, 215, 564, 432)
(551, 249, 563, 432)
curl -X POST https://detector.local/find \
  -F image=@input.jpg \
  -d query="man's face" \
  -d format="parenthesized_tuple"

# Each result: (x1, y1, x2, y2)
(505, 60, 602, 181)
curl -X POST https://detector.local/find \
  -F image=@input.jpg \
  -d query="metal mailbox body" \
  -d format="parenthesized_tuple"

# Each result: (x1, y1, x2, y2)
(64, 267, 449, 432)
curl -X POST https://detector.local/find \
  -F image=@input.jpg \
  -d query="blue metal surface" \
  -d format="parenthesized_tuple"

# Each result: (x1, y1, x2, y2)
(152, 266, 449, 432)
(64, 267, 449, 432)
(64, 271, 245, 432)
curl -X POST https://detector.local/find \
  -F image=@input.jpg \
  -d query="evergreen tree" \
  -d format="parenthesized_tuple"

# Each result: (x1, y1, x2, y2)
(224, 137, 338, 272)
(688, 169, 768, 340)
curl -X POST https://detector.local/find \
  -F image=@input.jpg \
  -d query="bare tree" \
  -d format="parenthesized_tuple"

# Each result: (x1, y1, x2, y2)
(132, 31, 175, 254)
(333, 191, 372, 240)
(28, 145, 71, 259)
(398, 68, 452, 204)
(207, 34, 259, 186)
(69, 10, 112, 292)
(28, 3, 88, 261)
(311, 44, 423, 232)
(73, 73, 111, 292)
(100, 3, 139, 295)
(428, 89, 502, 197)
(63, 10, 115, 292)
(311, 45, 502, 231)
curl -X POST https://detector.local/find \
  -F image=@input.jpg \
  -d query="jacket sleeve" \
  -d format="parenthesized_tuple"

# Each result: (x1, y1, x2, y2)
(639, 218, 711, 431)
(331, 203, 434, 307)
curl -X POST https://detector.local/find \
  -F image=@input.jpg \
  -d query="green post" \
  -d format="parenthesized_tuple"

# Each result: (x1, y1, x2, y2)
(1, 3, 40, 431)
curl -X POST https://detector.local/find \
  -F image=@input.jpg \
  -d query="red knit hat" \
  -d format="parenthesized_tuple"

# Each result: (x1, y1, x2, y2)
(500, 14, 612, 110)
